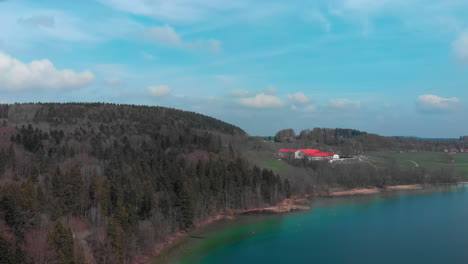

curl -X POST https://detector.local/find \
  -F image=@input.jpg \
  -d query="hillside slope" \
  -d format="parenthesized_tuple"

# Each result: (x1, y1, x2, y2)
(0, 103, 288, 264)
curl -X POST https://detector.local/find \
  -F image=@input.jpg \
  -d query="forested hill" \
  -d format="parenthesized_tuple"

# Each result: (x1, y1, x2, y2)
(0, 103, 289, 264)
(2, 102, 246, 137)
(274, 128, 466, 155)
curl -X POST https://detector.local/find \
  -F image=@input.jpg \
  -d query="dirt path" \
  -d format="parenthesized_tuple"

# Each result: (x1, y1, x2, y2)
(329, 188, 381, 196)
(238, 198, 310, 214)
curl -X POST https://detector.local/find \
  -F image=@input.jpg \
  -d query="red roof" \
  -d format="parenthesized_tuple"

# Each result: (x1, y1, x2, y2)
(301, 150, 336, 157)
(294, 149, 337, 157)
(299, 149, 320, 155)
(279, 149, 297, 153)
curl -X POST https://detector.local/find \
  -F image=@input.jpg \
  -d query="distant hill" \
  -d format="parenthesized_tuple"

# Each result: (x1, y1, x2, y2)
(3, 102, 246, 136)
(273, 128, 466, 155)
(399, 136, 459, 141)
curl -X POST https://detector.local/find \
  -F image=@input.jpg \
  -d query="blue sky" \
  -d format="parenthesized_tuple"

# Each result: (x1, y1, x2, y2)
(0, 0, 468, 137)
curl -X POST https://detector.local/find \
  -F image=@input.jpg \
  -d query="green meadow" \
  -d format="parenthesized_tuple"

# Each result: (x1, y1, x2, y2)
(367, 151, 468, 173)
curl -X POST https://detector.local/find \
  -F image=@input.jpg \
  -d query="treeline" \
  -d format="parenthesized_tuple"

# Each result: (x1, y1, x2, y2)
(287, 159, 462, 193)
(275, 128, 466, 155)
(0, 103, 286, 264)
(6, 102, 245, 137)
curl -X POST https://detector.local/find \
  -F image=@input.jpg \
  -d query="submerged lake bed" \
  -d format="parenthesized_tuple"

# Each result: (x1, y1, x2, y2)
(157, 185, 468, 264)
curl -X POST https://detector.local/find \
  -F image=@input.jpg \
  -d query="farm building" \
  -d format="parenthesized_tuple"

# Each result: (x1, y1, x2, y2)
(295, 149, 339, 161)
(450, 148, 459, 153)
(278, 149, 297, 158)
(277, 149, 340, 161)
(295, 149, 319, 159)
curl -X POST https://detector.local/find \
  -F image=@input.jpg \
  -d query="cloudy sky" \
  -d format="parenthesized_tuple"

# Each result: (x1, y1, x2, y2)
(0, 0, 467, 137)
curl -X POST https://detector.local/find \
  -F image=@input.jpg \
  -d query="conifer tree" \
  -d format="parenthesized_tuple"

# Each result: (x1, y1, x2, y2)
(48, 220, 74, 264)
(0, 234, 22, 264)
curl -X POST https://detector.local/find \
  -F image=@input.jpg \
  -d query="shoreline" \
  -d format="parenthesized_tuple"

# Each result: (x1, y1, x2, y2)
(328, 184, 423, 196)
(131, 214, 232, 264)
(143, 182, 463, 263)
(237, 197, 311, 215)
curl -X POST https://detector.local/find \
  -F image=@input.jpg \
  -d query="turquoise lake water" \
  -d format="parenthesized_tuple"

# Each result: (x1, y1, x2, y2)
(158, 185, 468, 264)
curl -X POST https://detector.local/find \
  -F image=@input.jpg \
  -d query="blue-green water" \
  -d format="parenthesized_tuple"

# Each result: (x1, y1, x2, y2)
(158, 186, 468, 264)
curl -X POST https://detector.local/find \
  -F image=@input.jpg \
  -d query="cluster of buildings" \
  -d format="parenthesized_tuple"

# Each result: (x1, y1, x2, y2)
(278, 149, 340, 162)
(446, 148, 468, 153)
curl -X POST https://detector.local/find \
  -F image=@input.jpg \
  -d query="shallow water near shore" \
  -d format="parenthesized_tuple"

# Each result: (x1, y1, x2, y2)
(155, 185, 468, 264)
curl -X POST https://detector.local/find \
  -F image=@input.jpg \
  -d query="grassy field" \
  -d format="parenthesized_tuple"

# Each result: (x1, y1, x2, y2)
(263, 158, 289, 169)
(243, 150, 308, 179)
(367, 151, 468, 173)
(243, 150, 289, 170)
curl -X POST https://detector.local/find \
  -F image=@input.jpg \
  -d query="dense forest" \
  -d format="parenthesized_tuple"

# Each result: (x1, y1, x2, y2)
(0, 103, 288, 264)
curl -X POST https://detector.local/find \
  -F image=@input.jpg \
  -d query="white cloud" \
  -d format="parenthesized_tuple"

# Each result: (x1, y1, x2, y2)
(338, 0, 392, 15)
(141, 51, 156, 61)
(98, 0, 244, 23)
(417, 94, 459, 112)
(187, 39, 222, 53)
(329, 98, 361, 110)
(0, 51, 94, 90)
(238, 93, 284, 108)
(287, 92, 310, 104)
(97, 0, 296, 30)
(303, 105, 317, 112)
(327, 0, 394, 35)
(147, 85, 172, 97)
(453, 31, 468, 63)
(144, 25, 222, 53)
(302, 10, 331, 32)
(0, 10, 96, 47)
(232, 89, 249, 97)
(264, 86, 277, 95)
(94, 63, 128, 87)
(0, 2, 145, 51)
(144, 25, 182, 46)
(18, 16, 55, 28)
(327, 0, 467, 36)
(205, 96, 220, 102)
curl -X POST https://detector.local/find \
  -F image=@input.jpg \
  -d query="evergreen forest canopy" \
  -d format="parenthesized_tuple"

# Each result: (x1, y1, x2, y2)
(0, 103, 462, 264)
(0, 103, 287, 264)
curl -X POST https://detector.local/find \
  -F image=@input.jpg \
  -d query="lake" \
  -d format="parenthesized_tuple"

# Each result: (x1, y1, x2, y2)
(156, 185, 468, 264)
